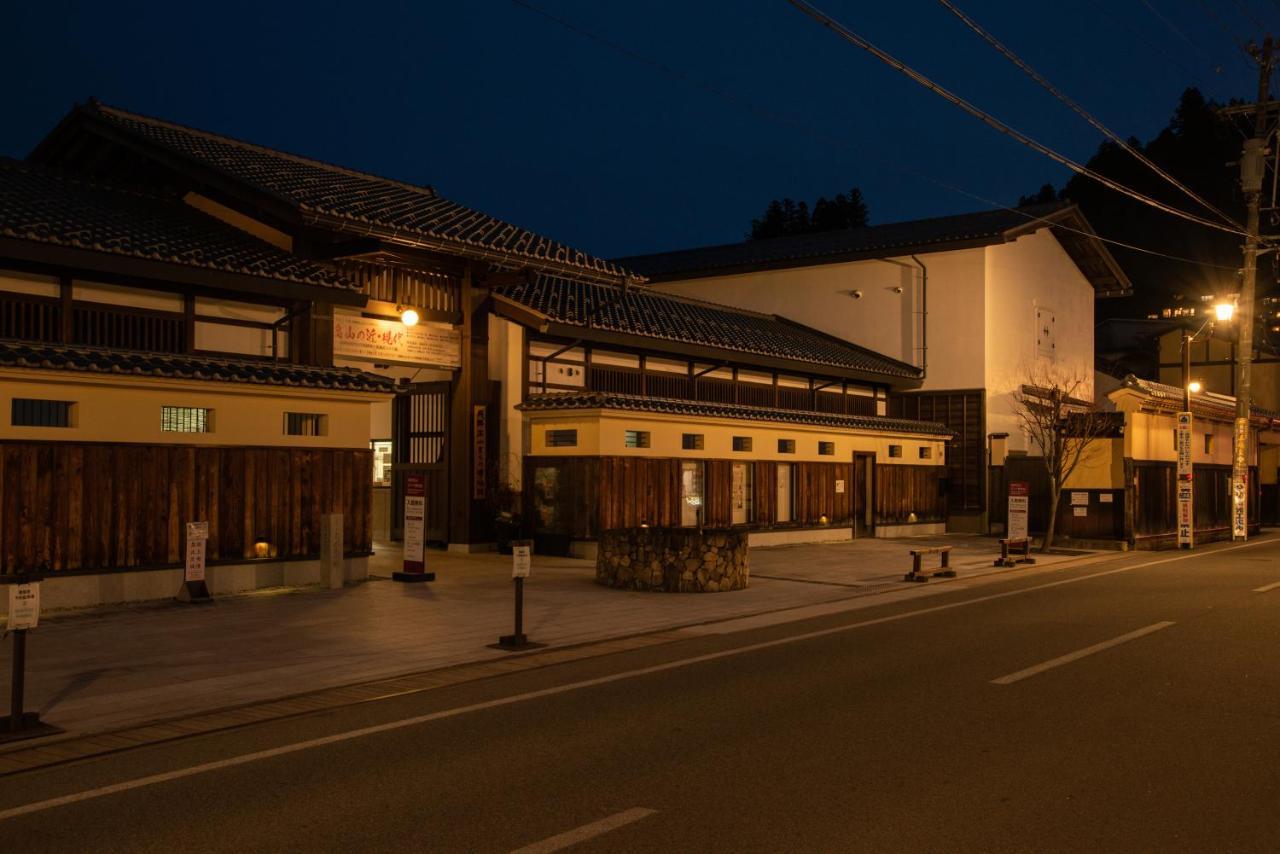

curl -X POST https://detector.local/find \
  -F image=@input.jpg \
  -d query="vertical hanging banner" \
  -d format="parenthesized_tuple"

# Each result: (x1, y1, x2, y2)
(1007, 481, 1029, 543)
(1232, 416, 1250, 539)
(1176, 412, 1193, 547)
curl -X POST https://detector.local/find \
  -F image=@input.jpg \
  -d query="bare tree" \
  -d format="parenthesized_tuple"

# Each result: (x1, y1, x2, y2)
(1011, 368, 1116, 552)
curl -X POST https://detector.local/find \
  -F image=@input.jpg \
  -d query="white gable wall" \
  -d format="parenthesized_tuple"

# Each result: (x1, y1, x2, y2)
(984, 229, 1096, 452)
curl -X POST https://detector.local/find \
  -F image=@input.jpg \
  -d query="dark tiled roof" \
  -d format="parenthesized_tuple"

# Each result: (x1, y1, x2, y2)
(0, 341, 395, 393)
(1118, 374, 1280, 427)
(617, 203, 1072, 280)
(83, 103, 627, 282)
(518, 391, 952, 436)
(0, 158, 353, 291)
(498, 274, 921, 380)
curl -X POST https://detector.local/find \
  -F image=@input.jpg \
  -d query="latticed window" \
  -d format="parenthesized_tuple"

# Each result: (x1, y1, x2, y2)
(161, 406, 211, 433)
(284, 413, 326, 436)
(11, 399, 72, 427)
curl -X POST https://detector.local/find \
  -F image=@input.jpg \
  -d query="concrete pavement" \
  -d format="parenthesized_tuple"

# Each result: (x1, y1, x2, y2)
(0, 535, 1274, 851)
(0, 535, 1094, 741)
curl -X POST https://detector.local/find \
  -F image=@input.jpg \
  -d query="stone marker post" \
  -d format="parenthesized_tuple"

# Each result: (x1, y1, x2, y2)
(321, 514, 344, 590)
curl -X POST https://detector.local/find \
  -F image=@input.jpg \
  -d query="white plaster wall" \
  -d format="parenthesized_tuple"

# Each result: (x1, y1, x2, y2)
(984, 230, 1096, 452)
(650, 247, 987, 391)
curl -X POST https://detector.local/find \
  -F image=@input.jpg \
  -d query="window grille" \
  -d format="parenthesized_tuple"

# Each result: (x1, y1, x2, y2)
(285, 413, 327, 436)
(161, 406, 211, 433)
(546, 429, 578, 447)
(11, 399, 72, 427)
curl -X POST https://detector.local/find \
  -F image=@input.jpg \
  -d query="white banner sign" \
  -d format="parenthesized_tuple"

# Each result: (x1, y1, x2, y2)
(185, 521, 208, 583)
(333, 315, 461, 369)
(8, 582, 39, 630)
(512, 544, 531, 579)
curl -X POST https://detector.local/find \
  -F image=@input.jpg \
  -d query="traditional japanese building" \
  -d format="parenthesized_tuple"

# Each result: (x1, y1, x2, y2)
(620, 204, 1132, 534)
(2, 101, 955, 596)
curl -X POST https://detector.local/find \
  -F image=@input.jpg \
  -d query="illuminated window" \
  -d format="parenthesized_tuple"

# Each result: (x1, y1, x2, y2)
(162, 406, 211, 433)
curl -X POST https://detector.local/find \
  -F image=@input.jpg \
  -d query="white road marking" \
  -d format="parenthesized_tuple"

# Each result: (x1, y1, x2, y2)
(991, 622, 1176, 685)
(0, 538, 1270, 822)
(1252, 580, 1280, 593)
(510, 808, 657, 854)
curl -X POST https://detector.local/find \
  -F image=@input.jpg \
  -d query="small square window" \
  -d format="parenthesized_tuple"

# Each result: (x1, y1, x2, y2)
(625, 430, 650, 449)
(162, 406, 211, 433)
(284, 413, 327, 436)
(546, 429, 577, 447)
(732, 436, 753, 452)
(682, 433, 704, 450)
(778, 439, 796, 454)
(918, 446, 931, 459)
(818, 441, 835, 456)
(11, 399, 73, 428)
(888, 445, 903, 458)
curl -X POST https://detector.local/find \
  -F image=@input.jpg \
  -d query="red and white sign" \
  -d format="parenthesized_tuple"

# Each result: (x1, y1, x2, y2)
(1008, 481, 1029, 543)
(403, 473, 426, 574)
(1177, 412, 1193, 547)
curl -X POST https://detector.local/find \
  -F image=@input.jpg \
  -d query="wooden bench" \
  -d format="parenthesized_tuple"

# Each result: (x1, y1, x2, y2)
(994, 538, 1037, 568)
(905, 546, 955, 582)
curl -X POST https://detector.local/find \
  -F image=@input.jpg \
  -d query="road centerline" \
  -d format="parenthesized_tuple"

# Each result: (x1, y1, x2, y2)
(990, 621, 1176, 685)
(510, 807, 657, 853)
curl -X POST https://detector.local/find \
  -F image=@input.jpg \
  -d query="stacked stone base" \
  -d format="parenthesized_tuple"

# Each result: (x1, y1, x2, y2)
(596, 527, 748, 592)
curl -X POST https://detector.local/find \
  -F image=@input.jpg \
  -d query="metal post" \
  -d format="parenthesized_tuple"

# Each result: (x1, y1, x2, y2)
(513, 576, 524, 641)
(9, 630, 24, 734)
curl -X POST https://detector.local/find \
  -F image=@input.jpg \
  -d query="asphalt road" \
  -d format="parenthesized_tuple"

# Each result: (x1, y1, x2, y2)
(1, 537, 1278, 853)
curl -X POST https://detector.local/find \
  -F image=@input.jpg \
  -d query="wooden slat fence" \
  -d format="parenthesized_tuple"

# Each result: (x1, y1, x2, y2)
(0, 442, 372, 573)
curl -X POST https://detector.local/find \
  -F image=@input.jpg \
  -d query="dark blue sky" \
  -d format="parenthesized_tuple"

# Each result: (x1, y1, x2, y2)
(3, 1, 1269, 258)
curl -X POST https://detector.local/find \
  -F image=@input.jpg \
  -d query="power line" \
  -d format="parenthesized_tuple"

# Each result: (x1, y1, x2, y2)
(785, 0, 1247, 237)
(937, 0, 1244, 231)
(504, 0, 1240, 271)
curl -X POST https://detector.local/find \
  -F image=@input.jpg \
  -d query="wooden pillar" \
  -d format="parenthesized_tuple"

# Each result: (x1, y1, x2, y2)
(448, 262, 491, 547)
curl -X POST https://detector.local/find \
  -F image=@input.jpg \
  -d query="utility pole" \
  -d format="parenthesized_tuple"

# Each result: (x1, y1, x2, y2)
(1232, 36, 1275, 540)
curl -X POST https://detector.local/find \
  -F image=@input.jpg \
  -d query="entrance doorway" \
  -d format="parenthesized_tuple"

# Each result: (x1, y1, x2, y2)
(853, 453, 874, 537)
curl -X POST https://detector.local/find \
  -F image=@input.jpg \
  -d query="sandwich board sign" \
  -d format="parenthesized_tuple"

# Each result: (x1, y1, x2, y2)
(1007, 481, 1029, 543)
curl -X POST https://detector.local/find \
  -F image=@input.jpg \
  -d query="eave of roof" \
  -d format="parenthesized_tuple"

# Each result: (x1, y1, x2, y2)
(0, 158, 365, 305)
(493, 274, 923, 386)
(0, 341, 395, 394)
(518, 391, 952, 436)
(617, 202, 1131, 296)
(34, 102, 632, 286)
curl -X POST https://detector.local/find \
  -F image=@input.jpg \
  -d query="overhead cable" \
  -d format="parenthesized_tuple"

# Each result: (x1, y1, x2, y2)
(937, 0, 1245, 231)
(505, 0, 1240, 271)
(785, 0, 1248, 237)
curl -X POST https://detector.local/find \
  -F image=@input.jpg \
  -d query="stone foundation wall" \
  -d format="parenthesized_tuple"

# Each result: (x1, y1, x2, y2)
(596, 528, 748, 592)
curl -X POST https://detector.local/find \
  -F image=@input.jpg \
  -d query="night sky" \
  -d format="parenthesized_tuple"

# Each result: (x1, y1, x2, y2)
(2, 1, 1269, 259)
